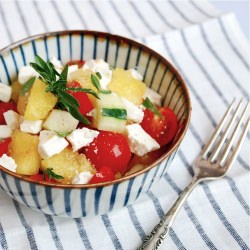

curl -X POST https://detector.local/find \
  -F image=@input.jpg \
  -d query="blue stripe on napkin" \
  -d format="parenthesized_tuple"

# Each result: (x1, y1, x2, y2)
(0, 223, 8, 250)
(74, 218, 93, 250)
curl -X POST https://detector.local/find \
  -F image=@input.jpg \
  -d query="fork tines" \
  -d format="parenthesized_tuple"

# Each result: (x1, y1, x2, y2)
(201, 99, 250, 169)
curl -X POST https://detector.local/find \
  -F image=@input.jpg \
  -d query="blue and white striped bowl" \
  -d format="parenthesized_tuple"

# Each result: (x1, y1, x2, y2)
(0, 31, 191, 218)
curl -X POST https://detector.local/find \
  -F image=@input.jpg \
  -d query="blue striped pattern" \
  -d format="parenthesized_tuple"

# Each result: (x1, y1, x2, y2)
(13, 200, 38, 250)
(74, 218, 93, 250)
(0, 1, 249, 249)
(29, 184, 41, 210)
(127, 204, 146, 241)
(0, 55, 10, 83)
(202, 183, 249, 249)
(0, 223, 8, 250)
(45, 215, 64, 250)
(101, 214, 122, 250)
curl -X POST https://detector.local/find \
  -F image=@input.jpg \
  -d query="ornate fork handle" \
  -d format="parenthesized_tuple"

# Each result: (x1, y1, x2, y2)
(137, 99, 250, 250)
(137, 176, 201, 250)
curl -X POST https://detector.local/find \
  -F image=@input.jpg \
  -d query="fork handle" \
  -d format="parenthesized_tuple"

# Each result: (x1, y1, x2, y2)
(137, 176, 201, 250)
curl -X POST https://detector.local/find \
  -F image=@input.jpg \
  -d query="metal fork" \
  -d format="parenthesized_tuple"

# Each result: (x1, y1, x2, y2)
(138, 99, 250, 250)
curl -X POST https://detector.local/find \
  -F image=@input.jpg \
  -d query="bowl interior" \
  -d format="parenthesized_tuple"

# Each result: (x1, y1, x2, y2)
(0, 30, 191, 186)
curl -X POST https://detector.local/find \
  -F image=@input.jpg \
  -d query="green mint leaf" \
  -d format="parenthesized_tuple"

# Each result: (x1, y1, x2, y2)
(30, 63, 52, 84)
(59, 97, 91, 125)
(66, 105, 91, 124)
(30, 62, 45, 75)
(66, 87, 100, 99)
(20, 76, 36, 96)
(47, 62, 61, 81)
(55, 101, 66, 110)
(102, 108, 127, 120)
(91, 74, 101, 91)
(35, 55, 49, 70)
(55, 79, 67, 91)
(60, 64, 68, 81)
(142, 97, 163, 118)
(45, 84, 56, 93)
(56, 79, 67, 85)
(99, 89, 111, 94)
(96, 72, 102, 79)
(31, 56, 55, 84)
(35, 56, 55, 83)
(47, 62, 57, 82)
(53, 67, 61, 77)
(58, 90, 80, 108)
(45, 168, 64, 180)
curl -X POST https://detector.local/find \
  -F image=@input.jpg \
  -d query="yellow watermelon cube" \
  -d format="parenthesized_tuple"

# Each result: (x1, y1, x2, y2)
(24, 78, 58, 120)
(41, 147, 96, 184)
(108, 68, 146, 105)
(10, 130, 40, 175)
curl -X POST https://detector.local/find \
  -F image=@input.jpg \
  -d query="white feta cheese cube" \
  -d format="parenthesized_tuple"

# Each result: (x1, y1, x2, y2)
(126, 124, 160, 156)
(71, 171, 94, 184)
(3, 110, 19, 130)
(0, 83, 12, 102)
(38, 130, 69, 159)
(50, 57, 63, 70)
(130, 68, 143, 81)
(83, 59, 112, 89)
(67, 65, 79, 81)
(0, 125, 13, 139)
(122, 97, 144, 123)
(143, 87, 162, 106)
(20, 119, 43, 134)
(0, 154, 17, 172)
(83, 59, 96, 71)
(67, 128, 99, 152)
(18, 66, 39, 85)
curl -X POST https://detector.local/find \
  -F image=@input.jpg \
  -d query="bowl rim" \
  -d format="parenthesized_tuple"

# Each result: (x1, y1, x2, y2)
(0, 30, 192, 189)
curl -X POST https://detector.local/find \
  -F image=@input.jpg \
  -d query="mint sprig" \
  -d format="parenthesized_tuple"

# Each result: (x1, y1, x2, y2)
(30, 55, 99, 124)
(44, 168, 64, 180)
(20, 76, 36, 96)
(66, 87, 100, 99)
(99, 89, 111, 94)
(91, 74, 101, 91)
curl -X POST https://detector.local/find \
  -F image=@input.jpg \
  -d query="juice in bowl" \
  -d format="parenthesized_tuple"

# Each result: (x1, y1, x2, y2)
(0, 31, 191, 218)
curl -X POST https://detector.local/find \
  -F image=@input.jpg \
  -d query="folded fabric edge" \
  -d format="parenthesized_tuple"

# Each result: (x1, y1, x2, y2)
(137, 12, 249, 57)
(222, 13, 250, 52)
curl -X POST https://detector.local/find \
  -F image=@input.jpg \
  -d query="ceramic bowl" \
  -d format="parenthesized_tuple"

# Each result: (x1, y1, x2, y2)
(0, 31, 191, 218)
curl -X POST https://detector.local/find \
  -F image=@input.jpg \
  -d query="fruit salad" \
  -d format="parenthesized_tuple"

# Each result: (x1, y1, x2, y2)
(0, 56, 178, 185)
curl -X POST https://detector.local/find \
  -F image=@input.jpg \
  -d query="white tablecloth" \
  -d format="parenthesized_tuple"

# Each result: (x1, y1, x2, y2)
(0, 1, 249, 249)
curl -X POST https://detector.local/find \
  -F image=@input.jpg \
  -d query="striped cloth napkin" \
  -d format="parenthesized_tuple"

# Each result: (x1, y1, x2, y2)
(0, 1, 249, 249)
